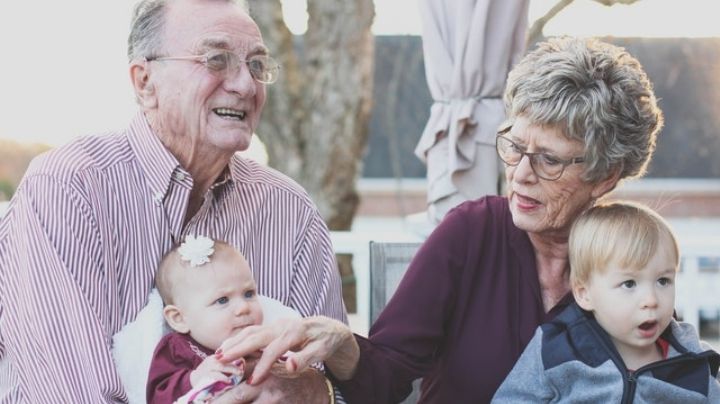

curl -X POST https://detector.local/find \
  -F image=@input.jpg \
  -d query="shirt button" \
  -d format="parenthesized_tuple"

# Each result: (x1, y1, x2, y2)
(153, 192, 163, 203)
(174, 172, 186, 181)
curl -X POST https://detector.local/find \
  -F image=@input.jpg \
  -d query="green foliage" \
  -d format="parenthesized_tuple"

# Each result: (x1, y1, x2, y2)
(0, 180, 14, 200)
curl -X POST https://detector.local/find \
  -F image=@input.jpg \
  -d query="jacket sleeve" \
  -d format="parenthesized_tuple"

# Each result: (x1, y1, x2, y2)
(491, 327, 556, 403)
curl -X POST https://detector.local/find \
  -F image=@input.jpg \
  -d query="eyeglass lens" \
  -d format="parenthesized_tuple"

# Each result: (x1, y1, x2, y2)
(206, 51, 278, 84)
(496, 136, 566, 180)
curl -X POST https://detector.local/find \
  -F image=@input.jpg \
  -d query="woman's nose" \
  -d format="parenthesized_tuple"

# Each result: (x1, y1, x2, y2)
(512, 154, 537, 182)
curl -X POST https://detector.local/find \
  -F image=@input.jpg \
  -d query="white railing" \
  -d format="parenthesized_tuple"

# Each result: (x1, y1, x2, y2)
(675, 238, 720, 331)
(330, 228, 422, 335)
(332, 224, 720, 337)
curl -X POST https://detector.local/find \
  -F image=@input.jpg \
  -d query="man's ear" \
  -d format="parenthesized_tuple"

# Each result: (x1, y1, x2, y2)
(163, 304, 190, 333)
(590, 168, 622, 199)
(129, 60, 158, 109)
(572, 283, 594, 312)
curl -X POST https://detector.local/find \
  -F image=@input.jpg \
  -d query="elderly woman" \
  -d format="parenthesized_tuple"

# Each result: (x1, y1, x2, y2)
(217, 37, 663, 403)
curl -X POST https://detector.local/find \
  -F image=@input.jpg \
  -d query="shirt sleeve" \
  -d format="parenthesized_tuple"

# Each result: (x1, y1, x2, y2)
(289, 211, 348, 324)
(146, 334, 194, 404)
(491, 327, 556, 403)
(0, 174, 124, 402)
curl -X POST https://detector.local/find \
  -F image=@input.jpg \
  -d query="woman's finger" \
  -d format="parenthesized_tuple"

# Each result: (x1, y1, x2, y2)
(217, 325, 278, 363)
(249, 324, 307, 383)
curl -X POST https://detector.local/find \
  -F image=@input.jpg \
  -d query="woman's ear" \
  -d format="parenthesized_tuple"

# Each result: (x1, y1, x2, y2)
(572, 283, 594, 312)
(590, 168, 622, 199)
(129, 60, 158, 109)
(163, 304, 190, 334)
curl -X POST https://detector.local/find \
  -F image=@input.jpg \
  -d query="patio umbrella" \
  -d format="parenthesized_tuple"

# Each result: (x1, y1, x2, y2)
(415, 0, 529, 223)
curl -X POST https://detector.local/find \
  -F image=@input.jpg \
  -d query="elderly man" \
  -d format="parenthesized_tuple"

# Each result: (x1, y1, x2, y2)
(0, 0, 345, 402)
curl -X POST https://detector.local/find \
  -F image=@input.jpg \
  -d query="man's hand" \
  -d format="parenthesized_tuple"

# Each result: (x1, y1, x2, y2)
(211, 363, 331, 404)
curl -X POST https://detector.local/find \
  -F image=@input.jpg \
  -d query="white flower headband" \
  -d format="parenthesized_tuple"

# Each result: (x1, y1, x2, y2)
(178, 235, 215, 267)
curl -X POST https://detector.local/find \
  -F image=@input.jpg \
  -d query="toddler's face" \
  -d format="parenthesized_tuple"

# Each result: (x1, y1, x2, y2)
(172, 252, 263, 350)
(574, 235, 677, 365)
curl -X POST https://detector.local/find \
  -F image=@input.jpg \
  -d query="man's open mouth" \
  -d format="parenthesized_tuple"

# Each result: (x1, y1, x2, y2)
(214, 108, 246, 121)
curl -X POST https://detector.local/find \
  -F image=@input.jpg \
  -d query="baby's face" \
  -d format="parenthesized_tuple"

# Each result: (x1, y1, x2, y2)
(172, 252, 263, 350)
(574, 235, 677, 365)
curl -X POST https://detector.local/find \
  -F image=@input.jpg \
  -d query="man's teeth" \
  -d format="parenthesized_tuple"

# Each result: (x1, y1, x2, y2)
(214, 108, 246, 120)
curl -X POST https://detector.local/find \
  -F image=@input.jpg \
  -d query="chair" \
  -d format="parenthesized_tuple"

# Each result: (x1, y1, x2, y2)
(369, 241, 423, 404)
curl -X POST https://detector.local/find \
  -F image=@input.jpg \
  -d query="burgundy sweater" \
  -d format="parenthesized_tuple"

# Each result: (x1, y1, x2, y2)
(146, 333, 214, 404)
(333, 196, 572, 403)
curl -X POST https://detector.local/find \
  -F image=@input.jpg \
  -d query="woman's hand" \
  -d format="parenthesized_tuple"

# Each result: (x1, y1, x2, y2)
(190, 355, 244, 387)
(216, 316, 360, 384)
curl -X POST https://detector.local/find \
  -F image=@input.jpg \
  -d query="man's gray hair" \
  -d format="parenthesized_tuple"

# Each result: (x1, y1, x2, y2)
(503, 37, 664, 183)
(127, 0, 249, 61)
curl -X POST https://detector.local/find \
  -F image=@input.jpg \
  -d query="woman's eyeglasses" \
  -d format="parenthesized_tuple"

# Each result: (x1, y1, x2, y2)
(495, 132, 585, 181)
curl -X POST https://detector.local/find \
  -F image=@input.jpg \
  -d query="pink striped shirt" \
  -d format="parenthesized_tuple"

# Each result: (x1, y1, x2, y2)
(0, 112, 347, 402)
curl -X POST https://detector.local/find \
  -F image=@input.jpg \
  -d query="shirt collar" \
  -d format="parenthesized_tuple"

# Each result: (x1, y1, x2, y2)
(127, 112, 180, 200)
(127, 112, 238, 200)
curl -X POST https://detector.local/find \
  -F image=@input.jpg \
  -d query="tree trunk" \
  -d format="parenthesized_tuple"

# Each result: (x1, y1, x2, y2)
(248, 0, 375, 232)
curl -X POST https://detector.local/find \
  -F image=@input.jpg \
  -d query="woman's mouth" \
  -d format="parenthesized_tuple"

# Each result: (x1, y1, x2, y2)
(515, 193, 541, 210)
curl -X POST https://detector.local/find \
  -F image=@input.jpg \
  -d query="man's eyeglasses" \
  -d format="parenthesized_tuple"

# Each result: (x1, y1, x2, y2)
(146, 49, 280, 84)
(495, 131, 585, 181)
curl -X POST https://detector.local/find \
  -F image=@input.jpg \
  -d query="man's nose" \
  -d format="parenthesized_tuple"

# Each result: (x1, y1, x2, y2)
(223, 63, 257, 96)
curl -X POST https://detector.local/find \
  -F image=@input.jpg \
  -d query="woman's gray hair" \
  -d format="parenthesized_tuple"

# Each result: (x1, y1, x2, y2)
(503, 37, 664, 183)
(127, 0, 249, 62)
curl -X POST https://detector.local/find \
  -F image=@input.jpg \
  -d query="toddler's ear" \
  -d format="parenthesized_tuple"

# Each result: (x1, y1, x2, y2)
(572, 284, 594, 312)
(163, 304, 190, 334)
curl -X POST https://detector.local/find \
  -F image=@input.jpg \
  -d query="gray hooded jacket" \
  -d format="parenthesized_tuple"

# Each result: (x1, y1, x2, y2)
(492, 303, 720, 403)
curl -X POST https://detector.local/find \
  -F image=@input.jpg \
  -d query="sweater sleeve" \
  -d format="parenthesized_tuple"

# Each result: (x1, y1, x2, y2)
(491, 327, 556, 403)
(331, 200, 482, 403)
(146, 334, 195, 404)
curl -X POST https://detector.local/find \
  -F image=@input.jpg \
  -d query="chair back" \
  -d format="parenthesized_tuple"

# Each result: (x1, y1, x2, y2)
(369, 241, 423, 404)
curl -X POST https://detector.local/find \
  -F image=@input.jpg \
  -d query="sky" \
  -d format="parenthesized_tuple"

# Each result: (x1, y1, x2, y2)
(1, 0, 719, 147)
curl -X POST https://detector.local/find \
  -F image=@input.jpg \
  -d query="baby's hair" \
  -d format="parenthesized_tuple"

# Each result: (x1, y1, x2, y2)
(569, 201, 679, 288)
(155, 238, 234, 305)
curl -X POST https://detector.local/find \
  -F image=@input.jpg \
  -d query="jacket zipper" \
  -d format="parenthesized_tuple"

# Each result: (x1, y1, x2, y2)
(621, 352, 716, 403)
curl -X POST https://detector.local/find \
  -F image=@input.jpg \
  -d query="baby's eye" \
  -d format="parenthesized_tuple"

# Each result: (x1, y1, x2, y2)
(620, 280, 636, 289)
(215, 296, 229, 305)
(244, 290, 256, 299)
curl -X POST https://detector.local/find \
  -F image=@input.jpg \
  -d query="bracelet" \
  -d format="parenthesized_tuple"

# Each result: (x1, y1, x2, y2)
(324, 376, 336, 404)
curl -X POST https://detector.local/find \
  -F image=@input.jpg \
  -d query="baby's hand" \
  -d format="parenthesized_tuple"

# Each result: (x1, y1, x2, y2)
(190, 355, 244, 387)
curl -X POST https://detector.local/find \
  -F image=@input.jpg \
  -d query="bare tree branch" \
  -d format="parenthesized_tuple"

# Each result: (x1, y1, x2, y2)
(527, 0, 643, 47)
